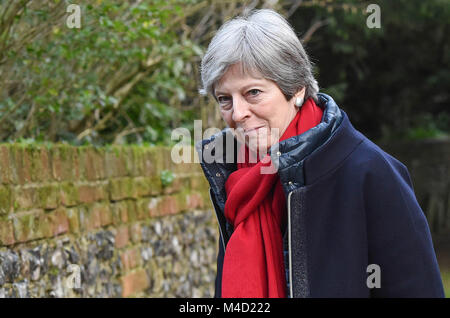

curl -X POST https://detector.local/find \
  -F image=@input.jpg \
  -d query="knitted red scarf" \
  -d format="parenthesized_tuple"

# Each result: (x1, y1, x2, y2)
(222, 98, 324, 298)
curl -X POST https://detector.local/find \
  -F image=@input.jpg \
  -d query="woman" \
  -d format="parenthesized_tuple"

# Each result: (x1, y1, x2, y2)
(195, 9, 444, 298)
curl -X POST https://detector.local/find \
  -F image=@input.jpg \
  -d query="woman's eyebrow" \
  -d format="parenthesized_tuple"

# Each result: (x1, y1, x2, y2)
(215, 82, 265, 95)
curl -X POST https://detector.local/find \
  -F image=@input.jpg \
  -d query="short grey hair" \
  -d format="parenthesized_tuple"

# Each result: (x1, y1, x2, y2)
(199, 9, 319, 102)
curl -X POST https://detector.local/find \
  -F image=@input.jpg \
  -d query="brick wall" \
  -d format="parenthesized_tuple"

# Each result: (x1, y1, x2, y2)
(0, 143, 217, 297)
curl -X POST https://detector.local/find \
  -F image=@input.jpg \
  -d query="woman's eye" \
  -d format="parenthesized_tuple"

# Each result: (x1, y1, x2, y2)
(217, 96, 232, 109)
(248, 89, 261, 97)
(218, 96, 230, 103)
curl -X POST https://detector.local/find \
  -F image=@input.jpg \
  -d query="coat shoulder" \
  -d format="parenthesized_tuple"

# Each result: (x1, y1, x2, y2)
(344, 135, 411, 184)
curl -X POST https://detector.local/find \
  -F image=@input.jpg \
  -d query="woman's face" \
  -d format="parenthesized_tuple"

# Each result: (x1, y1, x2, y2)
(214, 63, 303, 154)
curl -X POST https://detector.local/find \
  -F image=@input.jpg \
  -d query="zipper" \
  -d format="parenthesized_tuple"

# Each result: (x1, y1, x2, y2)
(209, 189, 226, 251)
(287, 190, 294, 298)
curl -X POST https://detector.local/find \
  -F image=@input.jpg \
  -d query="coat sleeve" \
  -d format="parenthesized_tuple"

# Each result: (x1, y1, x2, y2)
(208, 188, 227, 298)
(364, 151, 445, 297)
(214, 234, 225, 298)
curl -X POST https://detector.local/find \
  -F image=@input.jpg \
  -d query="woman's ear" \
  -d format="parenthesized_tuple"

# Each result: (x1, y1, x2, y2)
(294, 87, 306, 107)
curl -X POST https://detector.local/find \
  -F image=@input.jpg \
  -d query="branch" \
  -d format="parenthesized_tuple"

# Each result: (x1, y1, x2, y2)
(113, 127, 146, 144)
(12, 101, 36, 140)
(76, 55, 163, 141)
(286, 0, 303, 18)
(0, 93, 27, 127)
(301, 19, 330, 43)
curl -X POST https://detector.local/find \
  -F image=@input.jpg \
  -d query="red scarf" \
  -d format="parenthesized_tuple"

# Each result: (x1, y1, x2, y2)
(222, 98, 324, 298)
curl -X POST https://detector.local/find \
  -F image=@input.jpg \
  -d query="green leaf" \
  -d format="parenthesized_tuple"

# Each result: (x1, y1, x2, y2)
(160, 170, 175, 187)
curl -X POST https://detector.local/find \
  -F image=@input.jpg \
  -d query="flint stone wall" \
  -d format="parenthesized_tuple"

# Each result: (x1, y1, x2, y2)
(0, 144, 218, 297)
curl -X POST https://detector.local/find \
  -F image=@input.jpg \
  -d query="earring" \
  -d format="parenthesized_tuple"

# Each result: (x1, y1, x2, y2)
(295, 96, 304, 107)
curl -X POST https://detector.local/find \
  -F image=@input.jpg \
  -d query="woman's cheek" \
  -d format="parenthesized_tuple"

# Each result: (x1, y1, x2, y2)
(221, 111, 235, 128)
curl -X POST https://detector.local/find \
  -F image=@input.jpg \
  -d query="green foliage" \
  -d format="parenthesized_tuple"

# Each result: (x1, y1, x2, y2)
(406, 112, 450, 140)
(160, 170, 175, 187)
(0, 0, 205, 145)
(291, 0, 450, 142)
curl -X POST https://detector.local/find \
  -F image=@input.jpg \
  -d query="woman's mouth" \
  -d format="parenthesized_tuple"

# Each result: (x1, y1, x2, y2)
(243, 126, 264, 133)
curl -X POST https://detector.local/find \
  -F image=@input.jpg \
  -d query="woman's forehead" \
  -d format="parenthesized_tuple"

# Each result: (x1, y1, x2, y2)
(215, 63, 266, 93)
(228, 62, 263, 78)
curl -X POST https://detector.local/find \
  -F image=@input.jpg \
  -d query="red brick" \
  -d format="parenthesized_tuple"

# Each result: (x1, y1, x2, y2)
(11, 147, 32, 185)
(142, 148, 160, 178)
(51, 207, 69, 236)
(52, 147, 80, 181)
(129, 223, 141, 243)
(120, 246, 141, 272)
(160, 195, 179, 216)
(78, 185, 95, 203)
(109, 177, 138, 201)
(186, 192, 203, 210)
(22, 149, 33, 184)
(130, 200, 146, 221)
(37, 184, 60, 210)
(0, 185, 12, 214)
(39, 148, 52, 181)
(105, 148, 128, 178)
(13, 210, 52, 243)
(174, 160, 203, 175)
(66, 207, 80, 233)
(0, 220, 15, 246)
(161, 147, 174, 170)
(146, 198, 161, 217)
(111, 201, 129, 225)
(59, 182, 79, 207)
(88, 204, 102, 230)
(189, 174, 210, 191)
(120, 269, 149, 297)
(0, 145, 13, 184)
(120, 206, 129, 223)
(78, 184, 106, 203)
(50, 148, 62, 181)
(161, 177, 183, 195)
(36, 212, 56, 239)
(79, 204, 101, 232)
(96, 202, 112, 227)
(28, 147, 52, 182)
(115, 225, 129, 248)
(134, 177, 157, 197)
(13, 212, 36, 242)
(88, 148, 106, 181)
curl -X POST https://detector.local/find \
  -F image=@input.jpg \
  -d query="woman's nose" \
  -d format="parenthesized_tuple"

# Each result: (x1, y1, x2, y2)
(231, 97, 251, 123)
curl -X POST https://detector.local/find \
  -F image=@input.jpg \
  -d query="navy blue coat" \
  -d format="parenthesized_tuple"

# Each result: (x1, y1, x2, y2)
(196, 93, 445, 298)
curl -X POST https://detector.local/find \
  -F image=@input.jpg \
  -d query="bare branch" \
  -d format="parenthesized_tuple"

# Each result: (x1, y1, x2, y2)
(113, 126, 146, 145)
(12, 100, 36, 140)
(0, 93, 27, 127)
(286, 0, 303, 18)
(301, 19, 330, 43)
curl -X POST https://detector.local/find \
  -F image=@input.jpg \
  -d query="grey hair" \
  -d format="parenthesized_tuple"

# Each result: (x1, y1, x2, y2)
(199, 9, 319, 102)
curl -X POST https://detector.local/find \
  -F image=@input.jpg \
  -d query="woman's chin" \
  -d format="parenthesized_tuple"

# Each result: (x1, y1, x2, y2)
(246, 142, 271, 158)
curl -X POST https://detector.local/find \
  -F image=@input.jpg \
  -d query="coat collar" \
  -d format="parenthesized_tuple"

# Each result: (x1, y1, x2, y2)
(302, 106, 366, 186)
(273, 93, 343, 193)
